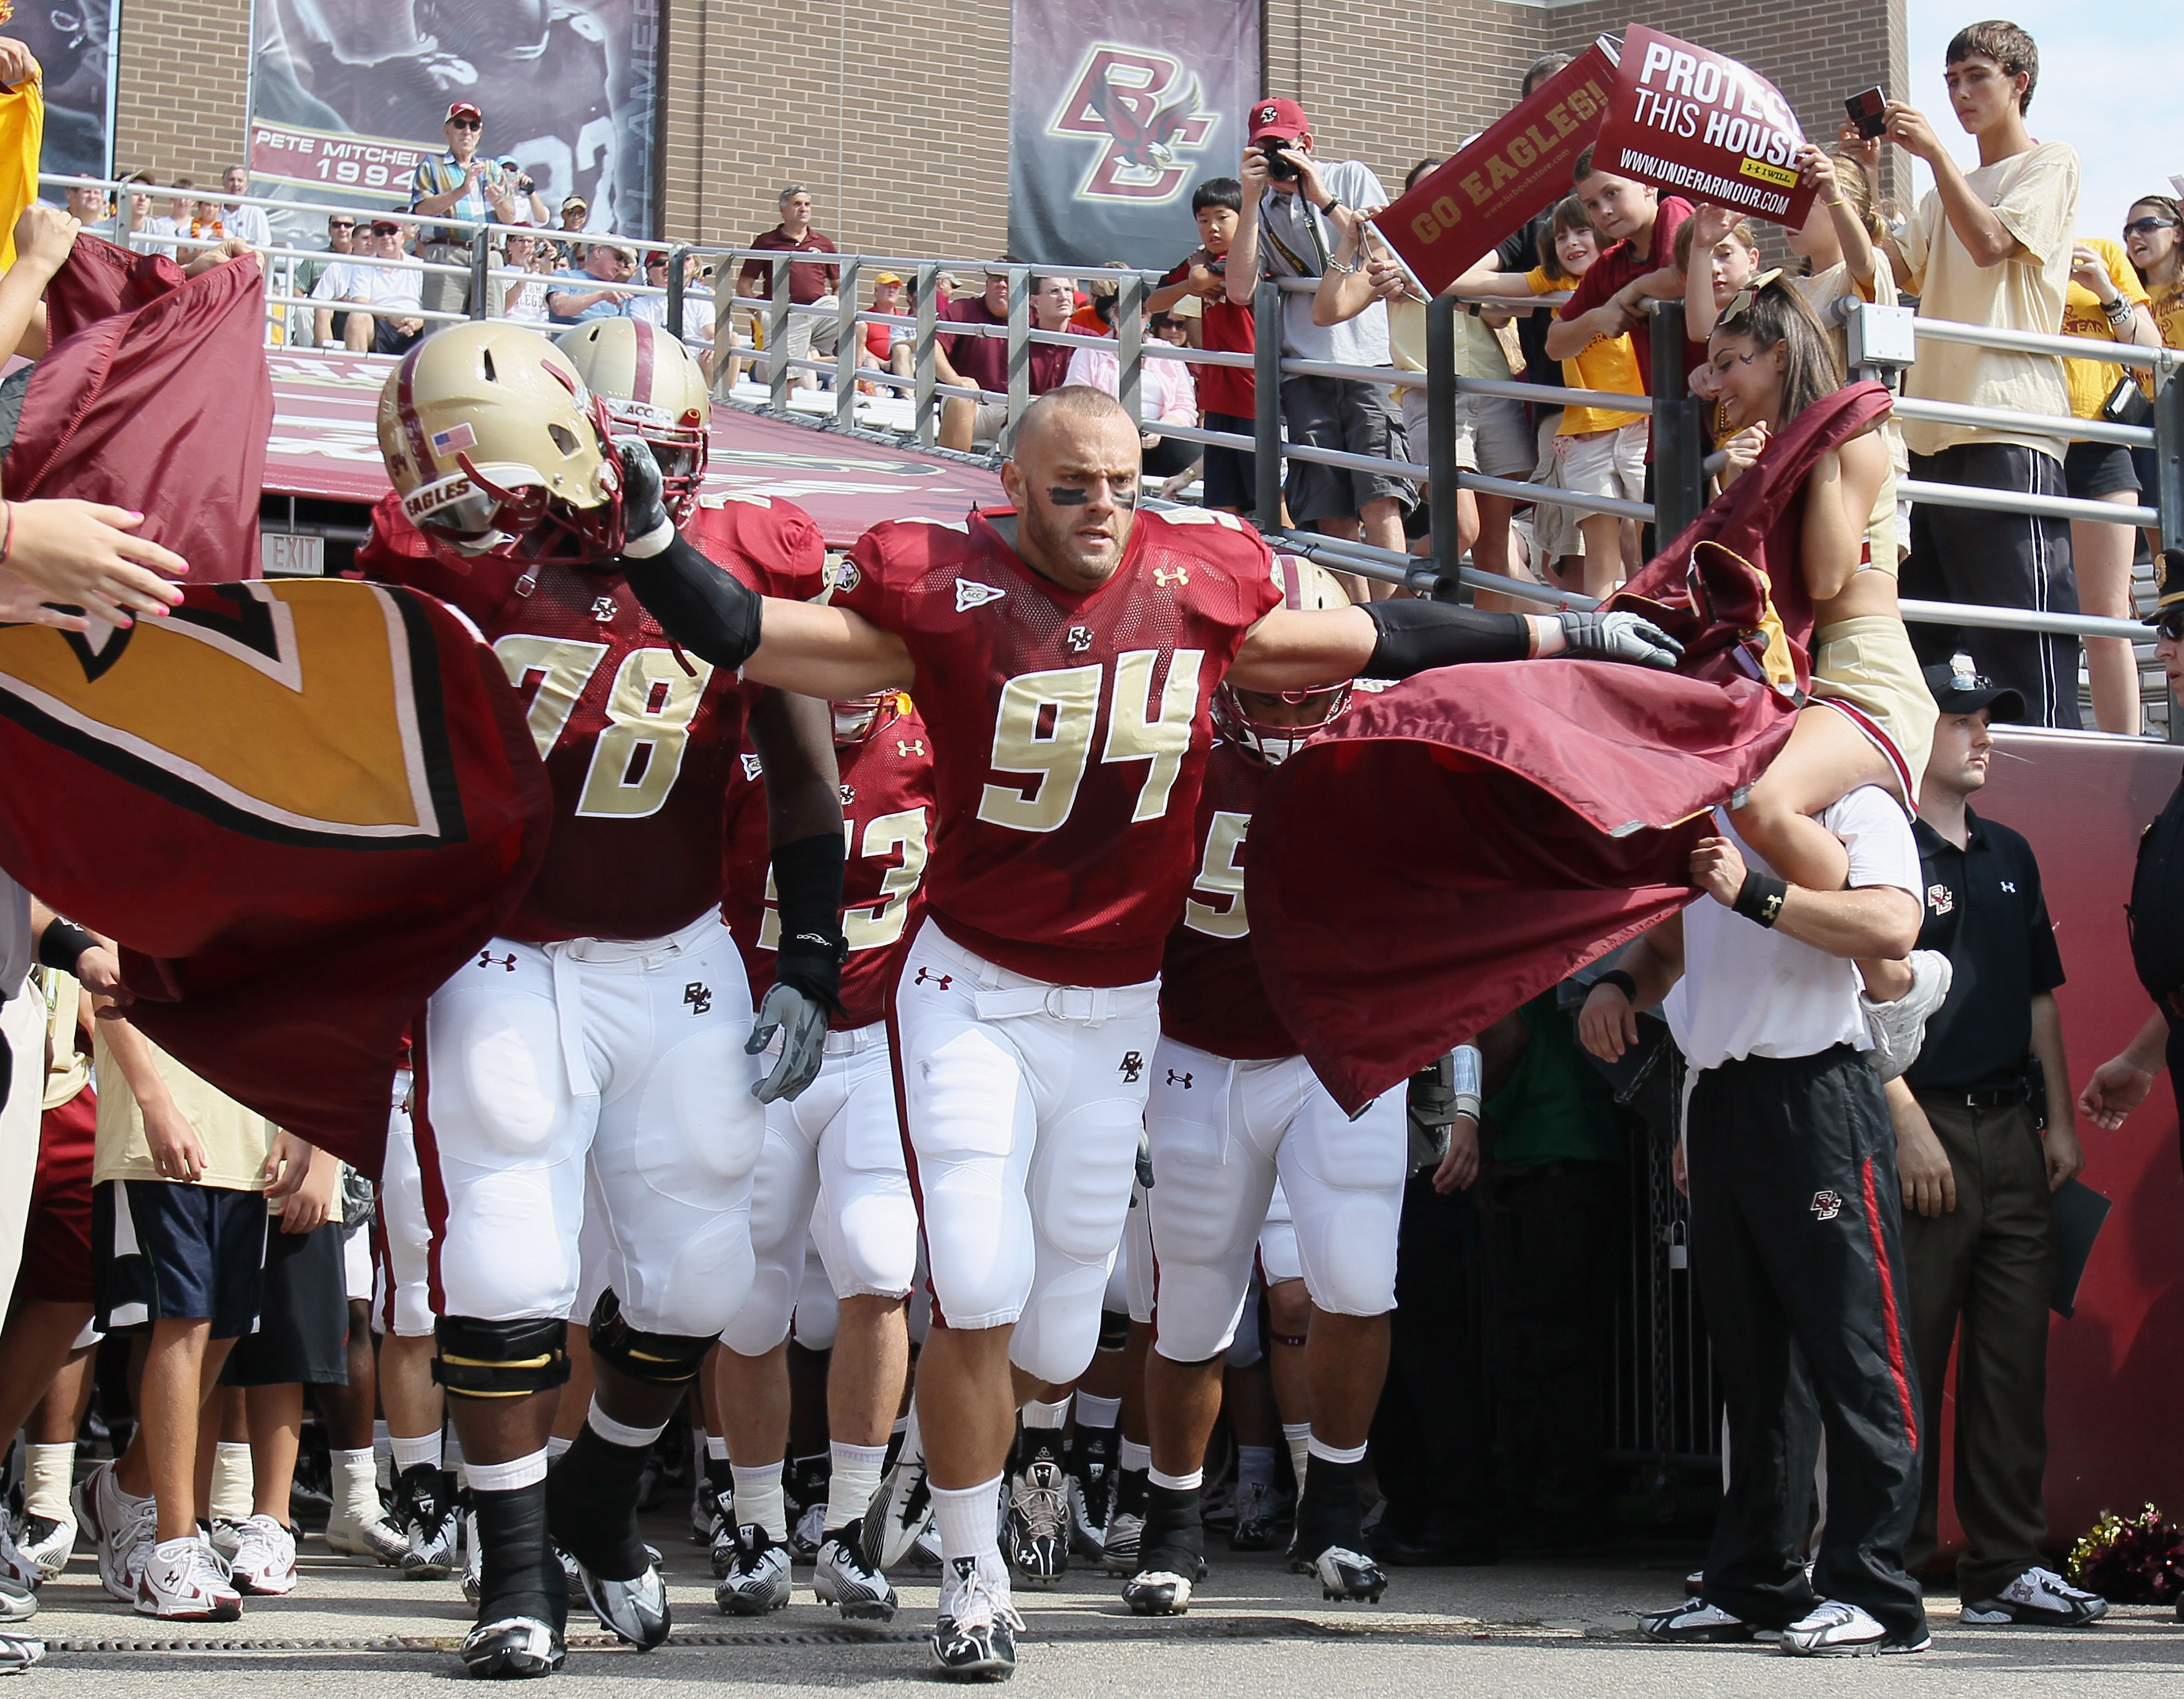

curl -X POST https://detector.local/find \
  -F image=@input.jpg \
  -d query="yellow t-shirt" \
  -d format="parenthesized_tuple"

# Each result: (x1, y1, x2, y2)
(1896, 139, 2079, 458)
(0, 76, 44, 272)
(1527, 267, 1644, 434)
(2059, 235, 2152, 423)
(40, 967, 90, 1111)
(1387, 294, 1514, 380)
(92, 1028, 276, 1192)
(2150, 279, 2184, 355)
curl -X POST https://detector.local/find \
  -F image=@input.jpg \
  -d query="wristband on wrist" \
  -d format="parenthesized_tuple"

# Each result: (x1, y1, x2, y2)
(37, 918, 99, 974)
(1730, 868, 1790, 928)
(1593, 968, 1639, 1002)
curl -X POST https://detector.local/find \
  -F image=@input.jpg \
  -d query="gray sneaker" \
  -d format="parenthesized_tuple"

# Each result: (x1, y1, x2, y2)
(1780, 1600, 1929, 1656)
(1861, 950, 1952, 1082)
(1961, 1565, 2108, 1626)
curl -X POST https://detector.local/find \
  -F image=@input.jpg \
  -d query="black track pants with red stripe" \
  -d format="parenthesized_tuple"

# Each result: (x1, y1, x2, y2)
(1687, 1044, 1928, 1641)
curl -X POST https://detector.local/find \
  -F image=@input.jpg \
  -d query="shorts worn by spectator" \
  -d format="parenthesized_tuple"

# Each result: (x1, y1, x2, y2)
(407, 100, 523, 320)
(1895, 667, 2105, 1626)
(1229, 97, 1413, 584)
(739, 185, 842, 391)
(1886, 22, 2083, 729)
(314, 222, 426, 355)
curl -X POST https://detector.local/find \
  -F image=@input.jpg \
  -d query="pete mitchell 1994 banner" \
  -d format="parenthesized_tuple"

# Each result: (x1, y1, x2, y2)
(1590, 26, 1818, 230)
(1009, 0, 1259, 269)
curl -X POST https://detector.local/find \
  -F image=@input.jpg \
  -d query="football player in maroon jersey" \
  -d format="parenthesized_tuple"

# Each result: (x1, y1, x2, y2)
(595, 383, 1679, 1679)
(365, 322, 846, 1679)
(1123, 561, 1455, 1615)
(709, 690, 935, 1622)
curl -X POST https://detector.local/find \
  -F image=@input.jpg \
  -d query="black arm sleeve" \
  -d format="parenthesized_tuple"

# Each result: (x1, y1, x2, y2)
(769, 830, 847, 1013)
(1360, 598, 1531, 680)
(616, 534, 764, 672)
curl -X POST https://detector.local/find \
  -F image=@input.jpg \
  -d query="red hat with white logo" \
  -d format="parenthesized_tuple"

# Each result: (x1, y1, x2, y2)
(1247, 97, 1310, 142)
(446, 100, 483, 124)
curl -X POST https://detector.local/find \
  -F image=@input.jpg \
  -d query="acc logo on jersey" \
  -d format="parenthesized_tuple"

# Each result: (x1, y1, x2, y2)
(1927, 883, 1954, 916)
(1049, 46, 1217, 203)
(955, 579, 1007, 612)
(739, 752, 765, 781)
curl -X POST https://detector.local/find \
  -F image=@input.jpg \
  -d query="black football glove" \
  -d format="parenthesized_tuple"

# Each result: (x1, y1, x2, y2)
(1556, 609, 1684, 669)
(612, 434, 674, 556)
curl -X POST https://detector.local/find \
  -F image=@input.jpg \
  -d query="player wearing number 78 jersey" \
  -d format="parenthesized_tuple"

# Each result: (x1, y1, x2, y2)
(602, 383, 1684, 1681)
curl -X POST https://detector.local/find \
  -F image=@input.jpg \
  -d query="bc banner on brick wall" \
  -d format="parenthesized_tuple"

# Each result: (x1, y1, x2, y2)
(18, 2, 119, 181)
(1009, 0, 1259, 269)
(244, 1, 660, 239)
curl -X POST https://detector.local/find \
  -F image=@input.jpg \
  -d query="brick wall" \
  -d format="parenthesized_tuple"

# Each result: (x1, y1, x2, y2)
(109, 0, 1906, 258)
(112, 0, 253, 185)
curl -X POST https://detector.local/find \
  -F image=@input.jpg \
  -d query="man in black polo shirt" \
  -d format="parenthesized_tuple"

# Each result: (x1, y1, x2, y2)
(1891, 660, 2104, 1627)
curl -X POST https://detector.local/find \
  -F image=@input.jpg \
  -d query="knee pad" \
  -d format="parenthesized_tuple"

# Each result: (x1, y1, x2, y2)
(1098, 1308, 1131, 1353)
(433, 1315, 572, 1399)
(585, 1288, 715, 1388)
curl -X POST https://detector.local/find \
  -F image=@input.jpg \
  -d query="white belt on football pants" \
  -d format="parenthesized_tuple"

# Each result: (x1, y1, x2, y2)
(824, 1021, 886, 1058)
(541, 907, 726, 1099)
(915, 924, 1159, 1026)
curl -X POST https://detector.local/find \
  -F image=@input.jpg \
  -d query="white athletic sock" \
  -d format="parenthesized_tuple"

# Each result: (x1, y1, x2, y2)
(390, 1431, 443, 1473)
(545, 1435, 573, 1460)
(1307, 1434, 1368, 1467)
(465, 1448, 548, 1494)
(705, 1434, 729, 1462)
(1073, 1393, 1121, 1429)
(1148, 1466, 1202, 1492)
(1236, 1445, 1277, 1492)
(824, 1441, 889, 1532)
(585, 1398, 668, 1451)
(1282, 1423, 1311, 1491)
(1118, 1439, 1152, 1474)
(932, 1475, 1005, 1564)
(732, 1461, 788, 1541)
(24, 1443, 75, 1523)
(1020, 1394, 1070, 1430)
(210, 1441, 255, 1522)
(333, 1446, 379, 1522)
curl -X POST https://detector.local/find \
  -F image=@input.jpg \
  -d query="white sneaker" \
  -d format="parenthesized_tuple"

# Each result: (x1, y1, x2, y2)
(135, 1537, 243, 1622)
(930, 1554, 1023, 1680)
(1962, 1565, 2108, 1626)
(0, 1579, 35, 1623)
(1861, 951, 1952, 1082)
(77, 1464, 158, 1604)
(0, 1629, 46, 1674)
(1780, 1599, 1928, 1655)
(324, 1496, 408, 1565)
(0, 1524, 37, 1592)
(208, 1517, 250, 1561)
(228, 1515, 300, 1597)
(16, 1515, 79, 1583)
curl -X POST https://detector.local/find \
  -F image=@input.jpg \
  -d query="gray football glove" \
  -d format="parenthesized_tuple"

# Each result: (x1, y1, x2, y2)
(610, 434, 674, 556)
(1557, 609, 1684, 669)
(747, 982, 829, 1104)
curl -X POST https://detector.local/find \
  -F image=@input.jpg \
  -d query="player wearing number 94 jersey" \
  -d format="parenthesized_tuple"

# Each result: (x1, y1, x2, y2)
(362, 323, 845, 1680)
(598, 382, 1684, 1681)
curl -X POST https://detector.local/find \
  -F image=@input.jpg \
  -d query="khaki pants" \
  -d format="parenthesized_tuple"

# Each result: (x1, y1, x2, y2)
(420, 242, 471, 321)
(1901, 1095, 2057, 1599)
(768, 294, 839, 385)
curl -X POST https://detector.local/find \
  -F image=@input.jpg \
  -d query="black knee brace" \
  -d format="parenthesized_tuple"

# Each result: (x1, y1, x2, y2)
(434, 1315, 572, 1399)
(585, 1288, 713, 1388)
(1097, 1309, 1131, 1353)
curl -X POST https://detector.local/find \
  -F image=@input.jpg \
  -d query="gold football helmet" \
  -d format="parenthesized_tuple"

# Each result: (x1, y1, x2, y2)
(377, 322, 623, 561)
(1214, 556, 1357, 765)
(555, 317, 711, 521)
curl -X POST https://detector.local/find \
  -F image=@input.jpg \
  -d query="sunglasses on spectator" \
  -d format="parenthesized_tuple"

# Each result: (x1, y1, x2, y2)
(449, 117, 482, 130)
(2157, 610, 2184, 642)
(2124, 217, 2180, 235)
(328, 220, 354, 230)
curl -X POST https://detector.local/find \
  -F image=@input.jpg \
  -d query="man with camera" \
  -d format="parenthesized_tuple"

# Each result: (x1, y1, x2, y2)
(407, 100, 525, 321)
(1226, 98, 1415, 595)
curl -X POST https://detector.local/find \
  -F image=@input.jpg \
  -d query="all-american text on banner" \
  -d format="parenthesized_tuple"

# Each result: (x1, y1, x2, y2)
(1590, 25, 1818, 230)
(1008, 0, 1259, 268)
(1372, 42, 1617, 296)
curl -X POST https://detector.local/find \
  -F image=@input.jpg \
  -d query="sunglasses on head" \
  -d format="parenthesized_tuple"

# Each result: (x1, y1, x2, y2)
(2124, 216, 2179, 236)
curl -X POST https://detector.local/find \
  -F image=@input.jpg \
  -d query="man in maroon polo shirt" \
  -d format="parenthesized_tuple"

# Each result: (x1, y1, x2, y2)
(933, 268, 1078, 452)
(739, 185, 842, 391)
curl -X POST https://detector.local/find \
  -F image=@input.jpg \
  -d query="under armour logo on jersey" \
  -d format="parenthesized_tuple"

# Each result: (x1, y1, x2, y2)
(684, 981, 712, 1016)
(914, 966, 953, 991)
(841, 783, 857, 805)
(740, 753, 765, 781)
(477, 951, 516, 972)
(1067, 624, 1094, 653)
(896, 738, 925, 757)
(1810, 1189, 1844, 1222)
(1153, 566, 1189, 589)
(590, 595, 618, 623)
(2000, 880, 2017, 893)
(955, 578, 1007, 612)
(1928, 883, 1954, 916)
(1167, 1069, 1193, 1089)
(1119, 1050, 1144, 1082)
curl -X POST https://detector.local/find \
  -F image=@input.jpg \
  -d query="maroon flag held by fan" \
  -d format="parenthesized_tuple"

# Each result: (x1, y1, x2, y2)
(0, 239, 552, 1172)
(1590, 25, 1819, 231)
(1372, 42, 1618, 295)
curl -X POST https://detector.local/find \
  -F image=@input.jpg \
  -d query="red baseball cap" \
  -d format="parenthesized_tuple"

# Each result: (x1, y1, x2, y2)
(446, 100, 483, 124)
(1248, 97, 1309, 142)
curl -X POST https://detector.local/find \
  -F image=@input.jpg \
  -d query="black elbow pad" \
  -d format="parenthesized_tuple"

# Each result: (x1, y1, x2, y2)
(618, 534, 765, 672)
(1360, 597, 1531, 679)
